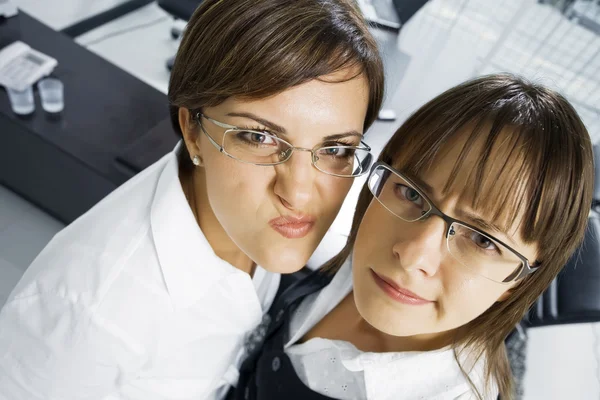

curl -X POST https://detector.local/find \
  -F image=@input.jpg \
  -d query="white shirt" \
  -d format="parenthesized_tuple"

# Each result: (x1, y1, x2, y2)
(0, 142, 280, 400)
(285, 260, 497, 400)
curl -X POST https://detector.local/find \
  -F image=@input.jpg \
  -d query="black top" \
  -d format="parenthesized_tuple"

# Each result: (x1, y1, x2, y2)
(226, 269, 341, 400)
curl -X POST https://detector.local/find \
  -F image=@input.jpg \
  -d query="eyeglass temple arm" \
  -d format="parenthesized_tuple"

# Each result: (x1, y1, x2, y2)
(200, 113, 238, 129)
(194, 112, 226, 153)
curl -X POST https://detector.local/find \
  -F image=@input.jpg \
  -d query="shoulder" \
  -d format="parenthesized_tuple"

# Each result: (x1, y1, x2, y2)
(0, 159, 173, 374)
(7, 154, 172, 306)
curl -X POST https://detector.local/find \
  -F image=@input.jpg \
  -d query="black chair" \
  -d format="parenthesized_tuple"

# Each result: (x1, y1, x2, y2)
(527, 211, 600, 326)
(527, 143, 600, 326)
(392, 0, 430, 24)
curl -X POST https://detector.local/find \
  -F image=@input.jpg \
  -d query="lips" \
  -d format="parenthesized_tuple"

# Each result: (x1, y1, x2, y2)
(269, 214, 316, 239)
(370, 269, 432, 305)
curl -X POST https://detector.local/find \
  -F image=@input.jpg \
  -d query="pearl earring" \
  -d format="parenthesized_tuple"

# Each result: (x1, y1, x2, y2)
(192, 155, 201, 166)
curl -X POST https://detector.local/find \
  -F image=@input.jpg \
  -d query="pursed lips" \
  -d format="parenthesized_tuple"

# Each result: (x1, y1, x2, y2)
(269, 214, 316, 239)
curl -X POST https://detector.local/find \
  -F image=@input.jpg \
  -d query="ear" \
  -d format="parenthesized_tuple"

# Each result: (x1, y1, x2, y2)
(179, 108, 203, 162)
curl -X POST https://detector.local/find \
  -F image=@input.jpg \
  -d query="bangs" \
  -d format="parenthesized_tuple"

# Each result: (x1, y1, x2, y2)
(400, 120, 537, 238)
(380, 75, 592, 260)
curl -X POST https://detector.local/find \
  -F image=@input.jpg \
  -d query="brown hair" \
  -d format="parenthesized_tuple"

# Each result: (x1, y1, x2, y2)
(323, 74, 594, 399)
(168, 0, 384, 170)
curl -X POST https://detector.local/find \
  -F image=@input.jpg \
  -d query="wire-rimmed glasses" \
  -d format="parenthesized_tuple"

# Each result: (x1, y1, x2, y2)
(193, 112, 374, 178)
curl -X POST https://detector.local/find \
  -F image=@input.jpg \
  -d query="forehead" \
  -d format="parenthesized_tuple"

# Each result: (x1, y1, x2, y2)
(220, 69, 369, 131)
(397, 124, 534, 240)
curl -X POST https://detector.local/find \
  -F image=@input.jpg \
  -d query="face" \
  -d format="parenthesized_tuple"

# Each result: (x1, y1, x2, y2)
(183, 69, 370, 273)
(352, 130, 539, 342)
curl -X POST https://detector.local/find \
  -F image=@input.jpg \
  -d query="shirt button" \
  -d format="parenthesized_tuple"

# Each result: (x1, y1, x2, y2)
(272, 356, 281, 372)
(275, 309, 285, 322)
(244, 386, 250, 400)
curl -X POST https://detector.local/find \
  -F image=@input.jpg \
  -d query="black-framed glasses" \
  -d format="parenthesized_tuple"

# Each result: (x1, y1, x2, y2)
(367, 162, 539, 283)
(193, 112, 373, 178)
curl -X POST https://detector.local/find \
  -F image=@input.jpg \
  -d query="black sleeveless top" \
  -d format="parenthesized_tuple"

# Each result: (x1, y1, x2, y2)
(225, 269, 338, 400)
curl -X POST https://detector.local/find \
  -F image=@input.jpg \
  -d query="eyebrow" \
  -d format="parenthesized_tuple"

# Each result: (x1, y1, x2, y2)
(404, 171, 516, 244)
(226, 112, 364, 141)
(454, 209, 509, 238)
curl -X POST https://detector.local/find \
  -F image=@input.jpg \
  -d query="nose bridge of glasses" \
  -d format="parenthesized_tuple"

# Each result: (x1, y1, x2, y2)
(425, 207, 458, 238)
(281, 146, 319, 165)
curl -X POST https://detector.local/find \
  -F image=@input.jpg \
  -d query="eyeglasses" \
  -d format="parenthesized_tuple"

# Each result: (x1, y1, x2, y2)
(193, 112, 373, 178)
(366, 162, 539, 283)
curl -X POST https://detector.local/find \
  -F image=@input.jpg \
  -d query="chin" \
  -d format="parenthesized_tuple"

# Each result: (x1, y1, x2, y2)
(355, 297, 399, 335)
(354, 288, 423, 337)
(359, 305, 427, 337)
(258, 249, 311, 275)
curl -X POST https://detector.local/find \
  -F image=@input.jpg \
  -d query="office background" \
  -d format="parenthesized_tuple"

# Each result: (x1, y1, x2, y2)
(1, 0, 599, 398)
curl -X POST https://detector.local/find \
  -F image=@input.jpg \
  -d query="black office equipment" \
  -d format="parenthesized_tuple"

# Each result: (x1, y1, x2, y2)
(358, 0, 429, 32)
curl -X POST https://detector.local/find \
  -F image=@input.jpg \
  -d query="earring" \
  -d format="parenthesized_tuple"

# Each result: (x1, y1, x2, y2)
(192, 155, 201, 166)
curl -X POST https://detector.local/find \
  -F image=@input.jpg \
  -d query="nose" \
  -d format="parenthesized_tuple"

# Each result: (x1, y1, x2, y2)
(392, 217, 446, 277)
(273, 149, 316, 210)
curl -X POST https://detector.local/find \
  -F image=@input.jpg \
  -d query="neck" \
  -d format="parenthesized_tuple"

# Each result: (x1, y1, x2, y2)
(341, 293, 454, 353)
(180, 168, 256, 276)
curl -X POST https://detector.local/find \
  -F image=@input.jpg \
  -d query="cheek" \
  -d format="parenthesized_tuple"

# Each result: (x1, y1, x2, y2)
(318, 177, 354, 213)
(439, 274, 511, 327)
(204, 156, 274, 215)
(352, 201, 395, 261)
(203, 156, 353, 223)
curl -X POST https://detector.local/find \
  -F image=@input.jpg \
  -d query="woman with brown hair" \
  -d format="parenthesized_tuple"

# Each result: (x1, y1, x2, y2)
(0, 1, 383, 399)
(229, 74, 594, 400)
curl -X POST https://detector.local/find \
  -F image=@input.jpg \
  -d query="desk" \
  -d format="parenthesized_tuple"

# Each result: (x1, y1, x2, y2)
(0, 12, 176, 224)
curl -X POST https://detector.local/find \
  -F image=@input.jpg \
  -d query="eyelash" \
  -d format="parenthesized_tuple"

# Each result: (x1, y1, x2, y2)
(242, 129, 357, 147)
(323, 139, 357, 147)
(245, 126, 272, 134)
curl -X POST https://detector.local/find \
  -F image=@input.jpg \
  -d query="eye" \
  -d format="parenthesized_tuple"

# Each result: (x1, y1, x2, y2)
(240, 131, 277, 145)
(395, 184, 424, 206)
(470, 231, 499, 252)
(321, 147, 354, 157)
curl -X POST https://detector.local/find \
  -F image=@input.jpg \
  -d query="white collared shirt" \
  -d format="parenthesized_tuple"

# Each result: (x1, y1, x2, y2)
(0, 142, 280, 400)
(285, 260, 497, 400)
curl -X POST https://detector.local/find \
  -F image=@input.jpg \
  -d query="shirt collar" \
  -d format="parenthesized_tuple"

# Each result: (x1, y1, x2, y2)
(286, 258, 353, 346)
(150, 142, 245, 308)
